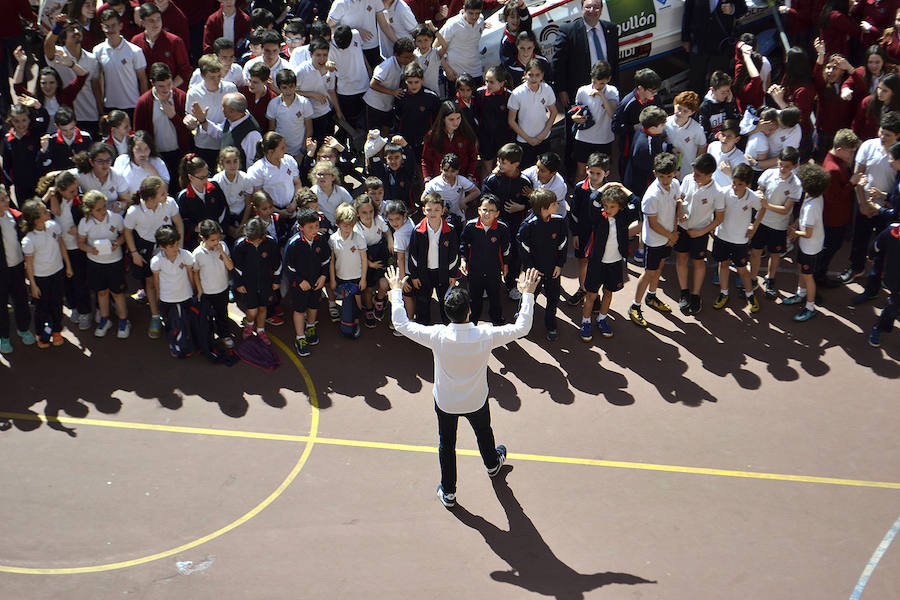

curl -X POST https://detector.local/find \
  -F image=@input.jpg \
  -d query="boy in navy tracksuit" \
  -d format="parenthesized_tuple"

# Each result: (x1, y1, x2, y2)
(611, 68, 663, 174)
(624, 105, 671, 200)
(406, 193, 460, 325)
(39, 107, 93, 173)
(868, 223, 900, 347)
(366, 142, 418, 215)
(517, 188, 568, 340)
(231, 216, 283, 344)
(567, 152, 610, 305)
(393, 62, 440, 157)
(459, 194, 511, 325)
(283, 207, 332, 357)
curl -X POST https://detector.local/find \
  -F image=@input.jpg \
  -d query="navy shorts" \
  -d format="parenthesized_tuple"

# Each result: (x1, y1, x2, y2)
(673, 228, 709, 260)
(87, 259, 126, 293)
(584, 260, 625, 294)
(573, 140, 612, 165)
(291, 285, 315, 312)
(644, 244, 672, 271)
(797, 250, 819, 274)
(750, 224, 787, 253)
(712, 238, 749, 266)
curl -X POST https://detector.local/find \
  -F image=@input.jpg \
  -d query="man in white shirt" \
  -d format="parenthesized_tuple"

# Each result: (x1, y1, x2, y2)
(187, 93, 263, 171)
(94, 9, 148, 116)
(387, 264, 540, 508)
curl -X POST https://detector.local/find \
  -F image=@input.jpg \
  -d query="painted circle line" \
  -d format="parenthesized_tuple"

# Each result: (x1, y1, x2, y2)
(0, 334, 317, 575)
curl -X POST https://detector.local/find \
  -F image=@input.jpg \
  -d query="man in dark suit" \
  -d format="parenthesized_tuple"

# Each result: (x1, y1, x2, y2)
(682, 0, 747, 94)
(552, 0, 618, 171)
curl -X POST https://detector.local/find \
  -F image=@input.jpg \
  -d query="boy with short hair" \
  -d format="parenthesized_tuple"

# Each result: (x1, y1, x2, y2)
(568, 152, 610, 306)
(239, 62, 276, 130)
(818, 129, 861, 287)
(624, 105, 670, 199)
(750, 146, 802, 298)
(867, 222, 900, 347)
(438, 0, 486, 87)
(675, 153, 725, 315)
(767, 106, 802, 158)
(328, 202, 368, 337)
(242, 28, 288, 84)
(517, 188, 568, 340)
(629, 152, 680, 327)
(665, 90, 707, 180)
(459, 194, 511, 325)
(611, 67, 663, 171)
(698, 71, 740, 142)
(150, 224, 197, 358)
(187, 53, 239, 166)
(41, 107, 93, 172)
(284, 207, 331, 356)
(784, 163, 830, 321)
(191, 37, 244, 88)
(712, 163, 765, 313)
(394, 61, 441, 155)
(522, 152, 568, 217)
(708, 119, 748, 188)
(572, 60, 618, 182)
(412, 23, 446, 95)
(364, 37, 417, 134)
(423, 153, 479, 229)
(407, 193, 460, 324)
(367, 142, 418, 213)
(266, 69, 315, 156)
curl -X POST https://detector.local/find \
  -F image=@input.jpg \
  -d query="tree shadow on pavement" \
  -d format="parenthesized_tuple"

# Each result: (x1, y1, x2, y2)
(450, 466, 656, 600)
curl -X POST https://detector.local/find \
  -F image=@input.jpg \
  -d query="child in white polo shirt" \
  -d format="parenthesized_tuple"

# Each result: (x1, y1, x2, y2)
(439, 0, 486, 87)
(422, 153, 479, 228)
(211, 146, 255, 241)
(329, 203, 368, 338)
(20, 199, 73, 348)
(665, 91, 707, 180)
(266, 69, 315, 156)
(192, 220, 234, 351)
(507, 58, 557, 168)
(363, 38, 417, 134)
(151, 224, 198, 357)
(784, 163, 829, 322)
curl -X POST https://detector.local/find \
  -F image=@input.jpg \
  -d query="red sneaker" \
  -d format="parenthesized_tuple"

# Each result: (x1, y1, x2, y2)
(257, 331, 271, 345)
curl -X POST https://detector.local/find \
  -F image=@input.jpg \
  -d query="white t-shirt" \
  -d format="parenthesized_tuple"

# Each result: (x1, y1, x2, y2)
(641, 178, 681, 247)
(55, 198, 80, 250)
(414, 47, 442, 94)
(708, 141, 749, 188)
(212, 170, 255, 215)
(265, 93, 315, 155)
(329, 229, 367, 279)
(186, 80, 239, 151)
(191, 241, 231, 295)
(522, 166, 569, 216)
(440, 12, 485, 77)
(798, 195, 825, 255)
(757, 168, 802, 231)
(715, 187, 762, 245)
(247, 155, 301, 209)
(665, 115, 707, 179)
(295, 60, 336, 118)
(856, 138, 894, 194)
(123, 197, 180, 243)
(288, 45, 312, 72)
(21, 221, 64, 277)
(679, 175, 726, 232)
(575, 84, 618, 145)
(767, 124, 801, 157)
(508, 82, 556, 142)
(150, 248, 195, 303)
(78, 170, 130, 210)
(378, 0, 418, 59)
(355, 215, 390, 246)
(391, 217, 415, 258)
(424, 175, 475, 219)
(1, 210, 24, 267)
(313, 184, 354, 224)
(94, 37, 147, 109)
(189, 63, 244, 89)
(329, 34, 371, 95)
(113, 154, 171, 195)
(328, 0, 385, 50)
(242, 56, 289, 85)
(363, 56, 404, 112)
(77, 211, 125, 264)
(745, 131, 769, 172)
(51, 46, 100, 121)
(601, 216, 622, 263)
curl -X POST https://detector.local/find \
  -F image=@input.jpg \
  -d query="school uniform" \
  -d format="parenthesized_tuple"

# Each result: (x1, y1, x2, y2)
(625, 127, 670, 199)
(665, 114, 707, 180)
(55, 196, 90, 316)
(22, 221, 66, 339)
(767, 125, 801, 158)
(611, 90, 663, 171)
(522, 165, 569, 216)
(481, 171, 531, 290)
(407, 218, 460, 325)
(796, 195, 825, 275)
(130, 31, 191, 91)
(0, 207, 31, 338)
(77, 169, 130, 214)
(573, 83, 618, 162)
(568, 178, 603, 259)
(112, 155, 171, 195)
(247, 155, 301, 211)
(517, 212, 568, 330)
(439, 11, 485, 80)
(265, 93, 315, 156)
(355, 216, 390, 287)
(473, 85, 513, 160)
(675, 174, 726, 260)
(313, 184, 354, 226)
(187, 80, 239, 164)
(752, 168, 802, 254)
(192, 240, 232, 350)
(123, 196, 180, 278)
(871, 224, 900, 334)
(414, 47, 442, 95)
(583, 197, 630, 294)
(176, 181, 229, 250)
(94, 37, 147, 112)
(713, 187, 762, 267)
(328, 0, 384, 54)
(424, 174, 475, 223)
(211, 170, 255, 232)
(151, 248, 198, 356)
(283, 230, 331, 313)
(459, 217, 511, 325)
(295, 59, 338, 141)
(698, 93, 740, 142)
(232, 235, 282, 309)
(849, 138, 894, 272)
(377, 0, 417, 59)
(394, 88, 441, 154)
(366, 153, 417, 212)
(48, 47, 101, 127)
(77, 211, 126, 293)
(329, 33, 370, 129)
(364, 56, 405, 130)
(40, 128, 94, 173)
(708, 141, 749, 189)
(508, 81, 556, 167)
(641, 178, 681, 270)
(2, 127, 43, 204)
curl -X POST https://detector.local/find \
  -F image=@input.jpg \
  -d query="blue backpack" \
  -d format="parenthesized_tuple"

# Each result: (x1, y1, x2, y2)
(335, 282, 361, 339)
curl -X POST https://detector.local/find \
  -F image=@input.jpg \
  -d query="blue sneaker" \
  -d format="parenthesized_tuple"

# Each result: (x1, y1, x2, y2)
(0, 338, 12, 353)
(579, 320, 593, 342)
(793, 307, 817, 322)
(436, 485, 455, 508)
(869, 327, 881, 347)
(17, 330, 35, 345)
(631, 248, 646, 264)
(782, 293, 806, 306)
(487, 445, 507, 477)
(596, 317, 613, 338)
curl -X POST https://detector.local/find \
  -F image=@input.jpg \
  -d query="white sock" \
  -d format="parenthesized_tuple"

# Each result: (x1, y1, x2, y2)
(597, 313, 607, 321)
(745, 290, 754, 299)
(720, 289, 729, 296)
(582, 317, 591, 325)
(797, 287, 806, 297)
(805, 301, 816, 311)
(257, 327, 265, 333)
(296, 335, 305, 340)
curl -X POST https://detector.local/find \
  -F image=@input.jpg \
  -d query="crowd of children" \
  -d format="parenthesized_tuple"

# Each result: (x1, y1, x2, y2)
(1, 0, 899, 360)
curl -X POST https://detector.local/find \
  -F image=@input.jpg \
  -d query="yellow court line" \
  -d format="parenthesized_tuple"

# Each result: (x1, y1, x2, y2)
(3, 411, 899, 491)
(0, 335, 319, 575)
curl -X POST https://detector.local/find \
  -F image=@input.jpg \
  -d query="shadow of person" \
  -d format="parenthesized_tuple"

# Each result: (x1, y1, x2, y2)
(450, 467, 656, 599)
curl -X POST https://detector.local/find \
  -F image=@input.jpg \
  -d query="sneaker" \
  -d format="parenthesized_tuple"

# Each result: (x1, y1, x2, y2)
(852, 290, 879, 304)
(629, 305, 647, 327)
(257, 330, 271, 345)
(869, 327, 881, 347)
(678, 289, 690, 311)
(17, 329, 36, 345)
(597, 318, 613, 338)
(265, 314, 284, 326)
(328, 303, 340, 322)
(508, 288, 522, 301)
(94, 318, 112, 338)
(117, 320, 132, 339)
(306, 324, 319, 345)
(37, 335, 51, 349)
(567, 289, 586, 306)
(687, 294, 702, 315)
(793, 307, 816, 322)
(0, 338, 12, 354)
(763, 278, 778, 300)
(546, 329, 559, 341)
(645, 294, 671, 313)
(70, 309, 80, 325)
(133, 288, 147, 304)
(579, 321, 593, 342)
(436, 484, 455, 508)
(373, 299, 386, 321)
(78, 312, 92, 330)
(713, 293, 729, 310)
(52, 332, 64, 346)
(294, 336, 310, 357)
(631, 248, 646, 264)
(353, 323, 362, 339)
(487, 445, 507, 477)
(392, 328, 404, 337)
(148, 315, 162, 339)
(711, 269, 720, 286)
(242, 323, 254, 339)
(782, 293, 806, 306)
(746, 294, 760, 313)
(364, 310, 377, 328)
(839, 268, 863, 284)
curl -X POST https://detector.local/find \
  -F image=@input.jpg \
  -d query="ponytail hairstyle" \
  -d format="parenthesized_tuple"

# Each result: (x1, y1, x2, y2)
(138, 175, 166, 204)
(199, 219, 224, 240)
(250, 190, 274, 213)
(99, 109, 130, 138)
(35, 169, 78, 198)
(81, 190, 107, 216)
(485, 64, 513, 91)
(243, 216, 268, 241)
(19, 199, 46, 233)
(255, 131, 285, 162)
(217, 146, 241, 172)
(178, 152, 209, 189)
(72, 142, 115, 174)
(54, 170, 79, 197)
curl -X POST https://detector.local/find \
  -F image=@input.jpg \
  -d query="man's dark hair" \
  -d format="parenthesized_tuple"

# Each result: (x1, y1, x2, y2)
(283, 17, 306, 36)
(214, 37, 235, 54)
(444, 287, 471, 323)
(260, 29, 282, 47)
(394, 37, 415, 56)
(248, 62, 271, 81)
(634, 68, 662, 91)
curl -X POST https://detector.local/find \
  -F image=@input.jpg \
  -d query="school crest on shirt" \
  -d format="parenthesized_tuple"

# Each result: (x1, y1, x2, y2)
(784, 190, 789, 196)
(163, 215, 170, 222)
(179, 262, 186, 269)
(52, 231, 58, 239)
(443, 240, 449, 247)
(551, 232, 557, 239)
(121, 58, 127, 65)
(684, 137, 690, 143)
(367, 4, 372, 9)
(296, 111, 304, 119)
(351, 246, 357, 252)
(262, 251, 268, 257)
(490, 236, 497, 243)
(109, 225, 116, 233)
(701, 197, 708, 204)
(541, 98, 546, 105)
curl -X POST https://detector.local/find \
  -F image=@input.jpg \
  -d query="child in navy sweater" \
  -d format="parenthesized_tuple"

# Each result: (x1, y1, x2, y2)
(40, 107, 93, 173)
(366, 142, 418, 215)
(283, 207, 331, 356)
(474, 65, 514, 181)
(459, 194, 511, 325)
(406, 193, 460, 325)
(232, 216, 283, 345)
(624, 105, 671, 200)
(698, 71, 741, 143)
(611, 68, 663, 173)
(393, 62, 441, 157)
(2, 104, 44, 206)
